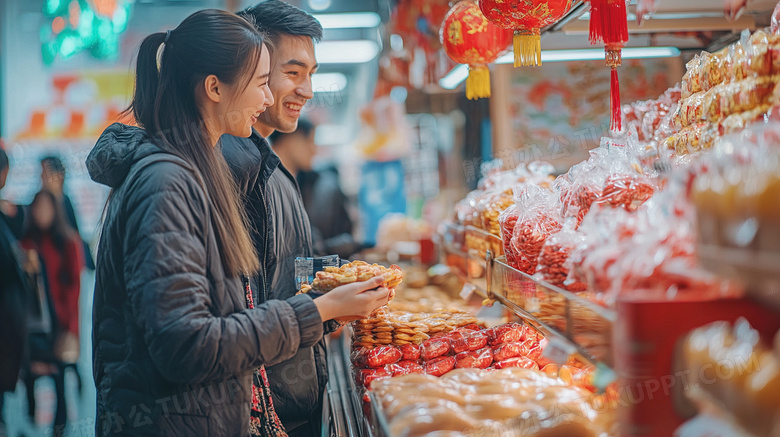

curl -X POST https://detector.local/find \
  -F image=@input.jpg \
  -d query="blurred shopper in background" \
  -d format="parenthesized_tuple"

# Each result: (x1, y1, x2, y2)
(20, 190, 82, 433)
(0, 146, 30, 437)
(40, 156, 95, 271)
(269, 119, 362, 259)
(0, 141, 26, 239)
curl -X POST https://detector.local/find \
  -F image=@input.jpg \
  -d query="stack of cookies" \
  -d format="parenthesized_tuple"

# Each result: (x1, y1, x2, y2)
(351, 309, 483, 349)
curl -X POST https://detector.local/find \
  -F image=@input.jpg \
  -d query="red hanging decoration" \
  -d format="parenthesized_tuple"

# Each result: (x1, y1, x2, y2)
(479, 0, 574, 67)
(440, 0, 513, 99)
(589, 0, 628, 132)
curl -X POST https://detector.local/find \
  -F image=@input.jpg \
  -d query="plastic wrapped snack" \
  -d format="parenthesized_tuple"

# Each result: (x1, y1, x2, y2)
(477, 188, 514, 236)
(498, 202, 520, 266)
(599, 173, 656, 212)
(307, 260, 403, 293)
(454, 347, 493, 369)
(558, 152, 610, 228)
(535, 224, 588, 291)
(373, 368, 613, 437)
(683, 319, 780, 436)
(424, 356, 456, 376)
(681, 54, 703, 99)
(510, 186, 563, 274)
(351, 345, 403, 368)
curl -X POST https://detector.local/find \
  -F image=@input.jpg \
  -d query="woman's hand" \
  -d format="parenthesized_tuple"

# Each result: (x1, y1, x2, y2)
(313, 275, 391, 322)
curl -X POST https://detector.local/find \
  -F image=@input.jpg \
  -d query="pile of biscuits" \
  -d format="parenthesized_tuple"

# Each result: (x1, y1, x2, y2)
(351, 308, 483, 349)
(299, 260, 403, 296)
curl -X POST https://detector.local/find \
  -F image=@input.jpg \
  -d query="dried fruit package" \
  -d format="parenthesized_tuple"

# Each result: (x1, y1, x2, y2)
(498, 203, 520, 266)
(510, 185, 563, 274)
(534, 223, 588, 291)
(558, 149, 611, 227)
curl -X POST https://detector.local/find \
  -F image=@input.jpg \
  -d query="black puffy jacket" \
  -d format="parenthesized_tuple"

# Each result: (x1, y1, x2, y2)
(87, 124, 324, 437)
(221, 132, 334, 431)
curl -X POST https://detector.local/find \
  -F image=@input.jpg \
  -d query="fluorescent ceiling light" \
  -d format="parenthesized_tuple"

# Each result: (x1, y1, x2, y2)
(316, 40, 381, 64)
(439, 65, 469, 90)
(312, 72, 348, 93)
(439, 46, 680, 90)
(312, 12, 381, 29)
(496, 46, 680, 63)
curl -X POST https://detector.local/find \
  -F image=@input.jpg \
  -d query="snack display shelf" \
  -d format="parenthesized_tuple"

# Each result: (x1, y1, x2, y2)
(327, 332, 374, 437)
(486, 253, 617, 382)
(437, 222, 616, 380)
(697, 243, 780, 312)
(490, 255, 615, 363)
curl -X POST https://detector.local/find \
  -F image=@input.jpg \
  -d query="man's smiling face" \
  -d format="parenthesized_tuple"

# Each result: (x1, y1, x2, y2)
(256, 35, 318, 136)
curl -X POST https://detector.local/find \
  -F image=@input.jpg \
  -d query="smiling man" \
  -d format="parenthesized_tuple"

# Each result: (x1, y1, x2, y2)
(219, 1, 330, 436)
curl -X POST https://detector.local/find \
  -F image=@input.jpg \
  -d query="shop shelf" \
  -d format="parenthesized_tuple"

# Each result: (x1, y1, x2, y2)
(698, 243, 780, 312)
(489, 255, 616, 369)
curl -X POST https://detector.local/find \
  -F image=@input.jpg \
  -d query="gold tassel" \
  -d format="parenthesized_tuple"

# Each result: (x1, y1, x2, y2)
(466, 65, 491, 100)
(514, 29, 542, 67)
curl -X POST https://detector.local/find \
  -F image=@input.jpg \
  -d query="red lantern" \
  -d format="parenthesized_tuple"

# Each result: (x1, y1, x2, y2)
(441, 0, 513, 100)
(589, 0, 629, 132)
(479, 0, 574, 67)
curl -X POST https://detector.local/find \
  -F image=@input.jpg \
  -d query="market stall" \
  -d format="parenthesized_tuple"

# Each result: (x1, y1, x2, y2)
(321, 1, 780, 436)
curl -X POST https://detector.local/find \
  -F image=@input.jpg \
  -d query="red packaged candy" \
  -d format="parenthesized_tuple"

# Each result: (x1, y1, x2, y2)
(463, 330, 488, 351)
(421, 337, 451, 361)
(492, 342, 524, 361)
(424, 356, 456, 376)
(357, 368, 391, 388)
(398, 343, 421, 362)
(490, 323, 526, 345)
(359, 345, 402, 368)
(493, 356, 539, 370)
(448, 330, 470, 354)
(454, 347, 493, 369)
(460, 324, 482, 331)
(387, 360, 424, 376)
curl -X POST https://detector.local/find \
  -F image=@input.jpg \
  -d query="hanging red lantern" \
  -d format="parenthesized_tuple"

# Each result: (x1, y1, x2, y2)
(440, 0, 513, 99)
(589, 0, 629, 132)
(479, 0, 574, 67)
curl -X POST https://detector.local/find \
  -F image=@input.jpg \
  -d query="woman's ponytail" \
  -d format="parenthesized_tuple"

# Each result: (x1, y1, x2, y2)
(126, 32, 166, 129)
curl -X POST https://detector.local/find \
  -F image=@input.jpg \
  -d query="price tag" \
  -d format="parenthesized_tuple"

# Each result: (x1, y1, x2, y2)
(541, 336, 577, 365)
(459, 283, 476, 301)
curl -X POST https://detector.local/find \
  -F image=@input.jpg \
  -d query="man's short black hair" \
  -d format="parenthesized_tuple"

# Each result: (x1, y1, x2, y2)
(269, 118, 315, 146)
(41, 155, 66, 177)
(240, 0, 323, 48)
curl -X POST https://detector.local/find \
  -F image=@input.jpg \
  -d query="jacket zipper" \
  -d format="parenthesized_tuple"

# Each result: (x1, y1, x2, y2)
(257, 181, 271, 304)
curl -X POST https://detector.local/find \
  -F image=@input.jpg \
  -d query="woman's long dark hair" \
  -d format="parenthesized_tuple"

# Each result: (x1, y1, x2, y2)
(25, 190, 75, 253)
(125, 9, 261, 275)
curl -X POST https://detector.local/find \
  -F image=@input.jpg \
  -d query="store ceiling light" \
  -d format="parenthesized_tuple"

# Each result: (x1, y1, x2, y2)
(439, 46, 681, 89)
(312, 72, 348, 93)
(312, 12, 382, 29)
(316, 40, 381, 64)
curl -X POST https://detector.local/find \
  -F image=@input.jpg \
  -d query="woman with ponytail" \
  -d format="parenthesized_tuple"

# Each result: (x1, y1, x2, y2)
(86, 10, 390, 437)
